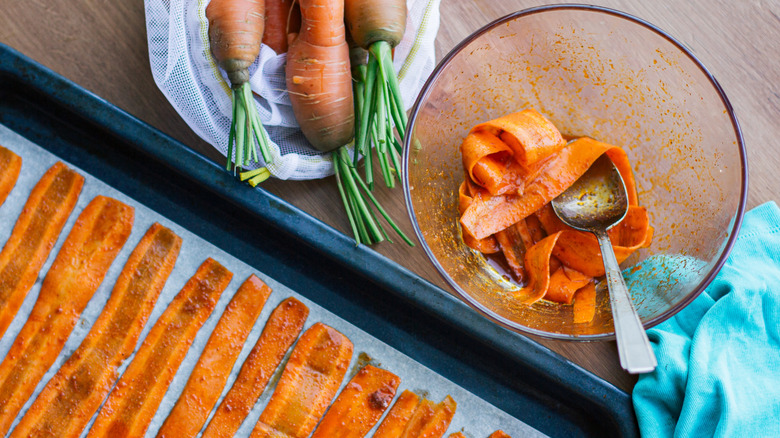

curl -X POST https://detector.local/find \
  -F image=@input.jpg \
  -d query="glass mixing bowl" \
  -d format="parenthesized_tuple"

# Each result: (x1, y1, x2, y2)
(403, 5, 747, 339)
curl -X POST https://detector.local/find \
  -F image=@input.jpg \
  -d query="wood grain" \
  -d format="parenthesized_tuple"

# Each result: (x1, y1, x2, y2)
(1, 0, 778, 393)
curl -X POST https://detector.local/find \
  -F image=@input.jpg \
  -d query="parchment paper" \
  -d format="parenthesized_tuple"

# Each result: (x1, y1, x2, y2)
(0, 123, 547, 438)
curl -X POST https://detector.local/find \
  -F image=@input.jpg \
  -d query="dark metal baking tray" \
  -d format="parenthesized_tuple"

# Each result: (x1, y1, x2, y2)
(0, 43, 638, 437)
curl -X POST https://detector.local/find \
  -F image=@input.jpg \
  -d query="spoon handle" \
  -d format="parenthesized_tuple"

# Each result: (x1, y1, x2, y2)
(595, 230, 657, 374)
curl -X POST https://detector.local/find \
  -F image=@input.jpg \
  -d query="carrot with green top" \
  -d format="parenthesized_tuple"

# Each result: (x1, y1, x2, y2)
(286, 0, 354, 152)
(284, 0, 412, 246)
(207, 0, 273, 183)
(346, 0, 407, 188)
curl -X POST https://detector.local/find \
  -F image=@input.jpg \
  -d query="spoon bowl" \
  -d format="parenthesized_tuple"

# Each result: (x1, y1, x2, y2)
(553, 153, 657, 374)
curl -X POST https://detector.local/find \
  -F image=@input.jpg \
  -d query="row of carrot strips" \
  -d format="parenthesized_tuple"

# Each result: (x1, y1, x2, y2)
(0, 155, 486, 437)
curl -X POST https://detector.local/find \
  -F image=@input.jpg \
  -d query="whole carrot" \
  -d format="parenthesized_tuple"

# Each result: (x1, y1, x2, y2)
(345, 0, 407, 187)
(262, 0, 299, 53)
(207, 0, 273, 179)
(286, 0, 354, 152)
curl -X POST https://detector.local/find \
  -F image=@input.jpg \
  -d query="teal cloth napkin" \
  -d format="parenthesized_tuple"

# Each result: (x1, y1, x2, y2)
(633, 201, 780, 437)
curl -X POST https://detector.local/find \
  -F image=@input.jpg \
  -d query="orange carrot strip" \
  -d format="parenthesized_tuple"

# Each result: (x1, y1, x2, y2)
(458, 181, 499, 254)
(0, 146, 21, 207)
(573, 283, 597, 324)
(398, 399, 435, 437)
(0, 162, 83, 339)
(553, 205, 652, 277)
(488, 431, 512, 438)
(461, 130, 518, 196)
(471, 109, 564, 167)
(250, 322, 354, 438)
(448, 433, 466, 438)
(545, 266, 591, 305)
(86, 258, 233, 438)
(10, 223, 182, 438)
(156, 274, 272, 438)
(510, 232, 562, 304)
(311, 365, 400, 438)
(461, 138, 636, 240)
(202, 297, 309, 438)
(0, 196, 133, 436)
(372, 389, 420, 438)
(401, 395, 457, 438)
(495, 225, 527, 282)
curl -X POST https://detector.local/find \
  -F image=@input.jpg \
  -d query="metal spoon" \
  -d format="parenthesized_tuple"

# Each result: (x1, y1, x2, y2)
(552, 154, 656, 374)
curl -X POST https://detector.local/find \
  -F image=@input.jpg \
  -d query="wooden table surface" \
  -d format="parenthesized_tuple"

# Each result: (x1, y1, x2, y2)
(2, 0, 778, 395)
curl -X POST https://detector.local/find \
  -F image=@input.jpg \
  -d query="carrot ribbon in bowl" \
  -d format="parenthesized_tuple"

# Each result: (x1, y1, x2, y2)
(458, 109, 652, 321)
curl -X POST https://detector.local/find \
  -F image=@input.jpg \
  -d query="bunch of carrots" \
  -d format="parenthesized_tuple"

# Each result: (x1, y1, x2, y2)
(207, 0, 413, 246)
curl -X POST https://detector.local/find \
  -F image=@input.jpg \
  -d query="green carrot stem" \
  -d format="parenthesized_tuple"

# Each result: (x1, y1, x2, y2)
(358, 57, 379, 157)
(349, 162, 414, 246)
(333, 151, 361, 244)
(235, 95, 246, 169)
(227, 95, 237, 172)
(373, 76, 394, 188)
(336, 148, 384, 242)
(374, 41, 407, 136)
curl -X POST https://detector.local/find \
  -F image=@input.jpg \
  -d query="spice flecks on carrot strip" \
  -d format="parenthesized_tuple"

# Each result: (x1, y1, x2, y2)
(0, 195, 133, 436)
(372, 389, 421, 438)
(86, 258, 233, 438)
(311, 365, 400, 438)
(10, 223, 182, 438)
(202, 297, 309, 438)
(0, 146, 21, 207)
(400, 395, 457, 438)
(0, 161, 83, 339)
(157, 274, 272, 438)
(250, 322, 354, 438)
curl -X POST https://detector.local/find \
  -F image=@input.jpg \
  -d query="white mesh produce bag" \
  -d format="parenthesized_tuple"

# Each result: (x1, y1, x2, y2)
(144, 0, 441, 180)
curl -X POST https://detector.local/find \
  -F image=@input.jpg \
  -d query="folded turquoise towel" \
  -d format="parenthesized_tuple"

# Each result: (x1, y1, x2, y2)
(633, 201, 780, 437)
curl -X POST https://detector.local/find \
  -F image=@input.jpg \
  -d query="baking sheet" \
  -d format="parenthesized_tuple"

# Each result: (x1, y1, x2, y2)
(0, 123, 546, 437)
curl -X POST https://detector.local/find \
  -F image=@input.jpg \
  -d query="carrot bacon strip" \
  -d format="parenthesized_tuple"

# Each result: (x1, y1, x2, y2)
(401, 395, 457, 438)
(0, 162, 83, 339)
(0, 146, 21, 207)
(250, 322, 354, 438)
(448, 433, 466, 438)
(311, 365, 400, 438)
(573, 283, 597, 324)
(10, 223, 182, 438)
(372, 389, 421, 438)
(0, 196, 133, 436)
(86, 258, 233, 438)
(202, 297, 309, 438)
(156, 274, 272, 438)
(488, 431, 512, 438)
